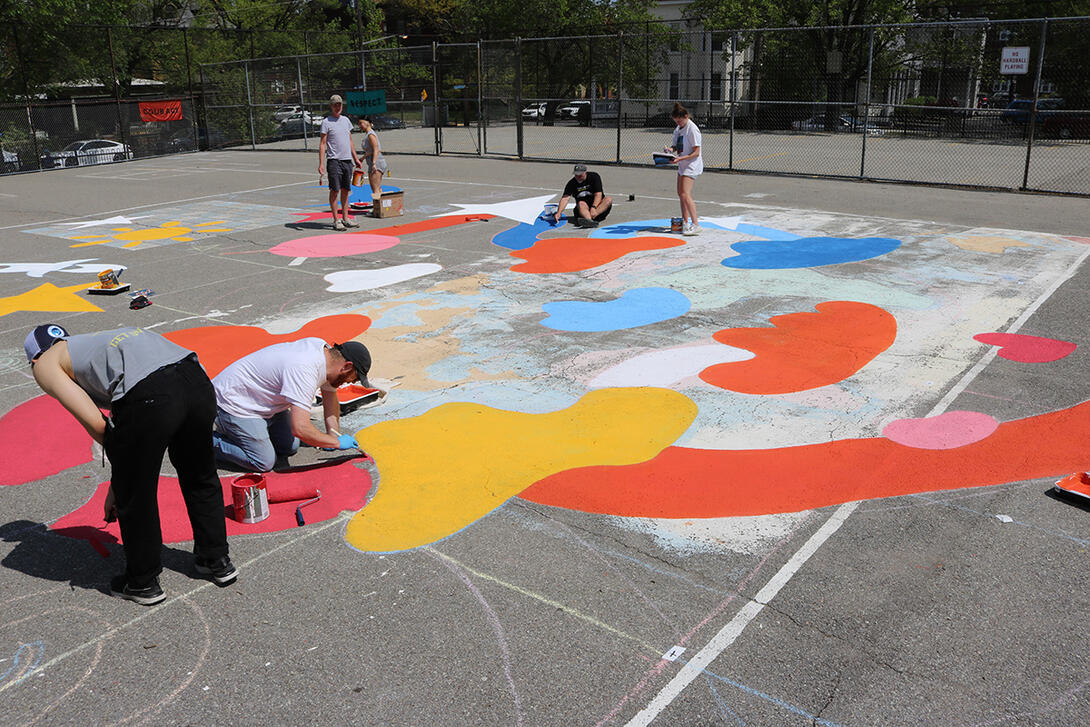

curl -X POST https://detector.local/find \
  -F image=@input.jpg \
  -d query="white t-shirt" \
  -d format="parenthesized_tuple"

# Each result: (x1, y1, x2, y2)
(214, 338, 327, 419)
(320, 115, 354, 160)
(672, 121, 704, 176)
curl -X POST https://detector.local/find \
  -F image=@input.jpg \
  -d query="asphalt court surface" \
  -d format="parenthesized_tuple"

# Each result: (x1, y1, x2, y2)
(1, 151, 1090, 726)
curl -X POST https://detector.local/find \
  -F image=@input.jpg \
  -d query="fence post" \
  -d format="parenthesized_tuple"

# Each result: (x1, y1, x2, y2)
(477, 40, 484, 156)
(107, 26, 128, 156)
(183, 29, 200, 152)
(432, 41, 441, 155)
(244, 61, 256, 149)
(617, 34, 623, 163)
(1021, 19, 1048, 191)
(860, 28, 874, 178)
(298, 58, 308, 151)
(199, 63, 209, 149)
(515, 38, 523, 159)
(729, 31, 738, 170)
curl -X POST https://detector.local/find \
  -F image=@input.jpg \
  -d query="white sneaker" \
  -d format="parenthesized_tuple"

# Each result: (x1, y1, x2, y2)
(342, 217, 359, 228)
(333, 219, 346, 231)
(684, 224, 703, 236)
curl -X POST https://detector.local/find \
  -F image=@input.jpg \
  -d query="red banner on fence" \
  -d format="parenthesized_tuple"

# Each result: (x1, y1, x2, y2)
(139, 100, 183, 122)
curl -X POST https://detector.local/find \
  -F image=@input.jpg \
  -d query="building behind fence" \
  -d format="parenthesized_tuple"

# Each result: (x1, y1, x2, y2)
(3, 18, 1088, 196)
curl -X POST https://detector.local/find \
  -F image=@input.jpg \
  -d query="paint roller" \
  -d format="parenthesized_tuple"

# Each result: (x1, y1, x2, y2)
(262, 480, 323, 527)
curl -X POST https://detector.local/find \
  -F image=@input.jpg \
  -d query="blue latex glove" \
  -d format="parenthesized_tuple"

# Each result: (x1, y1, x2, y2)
(321, 433, 359, 451)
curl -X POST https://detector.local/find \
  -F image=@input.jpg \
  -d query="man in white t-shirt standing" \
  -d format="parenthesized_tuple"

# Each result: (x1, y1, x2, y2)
(318, 94, 363, 231)
(211, 339, 374, 472)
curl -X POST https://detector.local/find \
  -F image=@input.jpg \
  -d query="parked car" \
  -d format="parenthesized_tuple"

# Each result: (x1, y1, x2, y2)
(272, 105, 304, 122)
(559, 100, 590, 119)
(365, 114, 406, 131)
(1000, 98, 1063, 124)
(278, 111, 323, 136)
(1042, 113, 1090, 139)
(1, 148, 20, 173)
(521, 102, 546, 120)
(41, 139, 133, 168)
(792, 115, 852, 131)
(161, 126, 230, 153)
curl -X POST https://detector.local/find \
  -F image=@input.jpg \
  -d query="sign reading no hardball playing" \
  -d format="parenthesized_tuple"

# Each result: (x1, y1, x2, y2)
(1000, 46, 1030, 75)
(346, 90, 387, 115)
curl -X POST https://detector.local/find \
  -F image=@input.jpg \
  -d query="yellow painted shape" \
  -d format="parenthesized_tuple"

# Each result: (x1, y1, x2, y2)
(946, 235, 1031, 254)
(0, 282, 101, 317)
(345, 387, 697, 552)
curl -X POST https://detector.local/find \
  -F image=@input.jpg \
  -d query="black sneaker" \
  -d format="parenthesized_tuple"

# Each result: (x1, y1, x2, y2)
(110, 575, 166, 606)
(195, 555, 238, 586)
(575, 217, 597, 228)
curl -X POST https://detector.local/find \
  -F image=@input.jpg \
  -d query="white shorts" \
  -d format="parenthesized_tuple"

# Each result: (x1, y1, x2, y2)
(678, 163, 703, 179)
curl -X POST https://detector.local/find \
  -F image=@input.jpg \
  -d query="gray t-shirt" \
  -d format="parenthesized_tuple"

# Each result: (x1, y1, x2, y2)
(66, 328, 193, 408)
(320, 114, 354, 160)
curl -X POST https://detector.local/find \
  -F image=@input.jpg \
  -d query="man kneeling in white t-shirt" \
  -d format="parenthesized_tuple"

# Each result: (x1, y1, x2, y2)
(211, 339, 373, 472)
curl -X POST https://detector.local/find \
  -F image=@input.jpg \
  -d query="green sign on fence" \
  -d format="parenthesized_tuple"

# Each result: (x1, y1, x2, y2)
(346, 90, 387, 116)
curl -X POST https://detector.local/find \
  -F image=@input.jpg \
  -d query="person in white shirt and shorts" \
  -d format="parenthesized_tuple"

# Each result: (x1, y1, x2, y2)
(318, 94, 363, 231)
(665, 102, 704, 236)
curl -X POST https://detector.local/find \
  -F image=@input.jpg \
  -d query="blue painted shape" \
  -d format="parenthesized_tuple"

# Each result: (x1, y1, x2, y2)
(722, 237, 901, 269)
(541, 287, 691, 331)
(304, 184, 403, 207)
(492, 216, 569, 250)
(590, 218, 729, 239)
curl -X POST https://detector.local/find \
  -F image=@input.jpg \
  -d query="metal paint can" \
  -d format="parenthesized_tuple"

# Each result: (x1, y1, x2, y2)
(352, 169, 364, 187)
(670, 217, 683, 233)
(232, 473, 270, 524)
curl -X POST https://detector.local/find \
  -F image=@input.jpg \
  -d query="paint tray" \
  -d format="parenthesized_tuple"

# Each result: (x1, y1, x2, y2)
(1054, 472, 1090, 502)
(316, 385, 387, 415)
(86, 282, 131, 295)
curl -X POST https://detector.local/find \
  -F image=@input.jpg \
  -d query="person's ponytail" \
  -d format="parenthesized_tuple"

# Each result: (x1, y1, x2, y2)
(671, 102, 689, 119)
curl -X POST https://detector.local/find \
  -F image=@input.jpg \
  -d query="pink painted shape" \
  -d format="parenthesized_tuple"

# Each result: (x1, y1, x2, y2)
(883, 410, 999, 450)
(0, 395, 92, 485)
(973, 332, 1077, 363)
(50, 459, 372, 550)
(269, 234, 400, 258)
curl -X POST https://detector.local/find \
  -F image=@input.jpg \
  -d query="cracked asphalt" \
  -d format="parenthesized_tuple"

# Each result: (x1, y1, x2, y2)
(1, 150, 1089, 726)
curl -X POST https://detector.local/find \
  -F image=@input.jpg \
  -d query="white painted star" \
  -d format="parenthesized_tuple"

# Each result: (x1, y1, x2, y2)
(438, 195, 558, 226)
(58, 215, 150, 229)
(0, 259, 126, 278)
(699, 215, 744, 230)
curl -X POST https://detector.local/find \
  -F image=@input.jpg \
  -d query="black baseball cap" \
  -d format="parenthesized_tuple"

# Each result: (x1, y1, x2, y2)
(24, 323, 69, 364)
(333, 341, 372, 387)
(573, 164, 588, 173)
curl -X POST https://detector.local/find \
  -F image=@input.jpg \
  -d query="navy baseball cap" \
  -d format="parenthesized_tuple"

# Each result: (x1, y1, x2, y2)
(333, 341, 372, 387)
(24, 323, 69, 364)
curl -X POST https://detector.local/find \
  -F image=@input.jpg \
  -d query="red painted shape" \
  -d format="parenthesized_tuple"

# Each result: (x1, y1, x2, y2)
(163, 314, 371, 379)
(0, 395, 92, 486)
(50, 459, 372, 548)
(509, 236, 684, 273)
(973, 332, 1077, 363)
(521, 399, 1090, 517)
(359, 214, 496, 238)
(700, 301, 897, 394)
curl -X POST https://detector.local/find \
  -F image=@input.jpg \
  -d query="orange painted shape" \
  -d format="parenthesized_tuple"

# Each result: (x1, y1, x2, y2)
(509, 236, 684, 273)
(163, 314, 371, 378)
(521, 398, 1090, 517)
(359, 214, 496, 238)
(700, 301, 897, 394)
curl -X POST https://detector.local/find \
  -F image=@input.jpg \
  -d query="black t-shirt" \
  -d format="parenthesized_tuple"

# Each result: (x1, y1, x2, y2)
(563, 172, 604, 203)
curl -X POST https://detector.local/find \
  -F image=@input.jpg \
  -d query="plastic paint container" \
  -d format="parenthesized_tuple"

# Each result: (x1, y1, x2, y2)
(670, 217, 683, 233)
(352, 169, 364, 187)
(232, 473, 270, 524)
(541, 203, 558, 218)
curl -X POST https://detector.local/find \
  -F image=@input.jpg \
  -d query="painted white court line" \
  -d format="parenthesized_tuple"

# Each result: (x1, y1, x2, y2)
(624, 241, 1090, 726)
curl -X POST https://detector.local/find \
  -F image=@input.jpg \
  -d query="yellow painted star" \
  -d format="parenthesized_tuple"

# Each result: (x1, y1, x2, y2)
(0, 282, 102, 317)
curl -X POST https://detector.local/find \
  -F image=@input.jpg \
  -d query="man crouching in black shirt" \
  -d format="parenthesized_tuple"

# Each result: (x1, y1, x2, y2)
(553, 163, 613, 228)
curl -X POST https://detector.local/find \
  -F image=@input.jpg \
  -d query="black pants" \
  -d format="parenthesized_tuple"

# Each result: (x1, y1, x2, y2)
(104, 356, 228, 587)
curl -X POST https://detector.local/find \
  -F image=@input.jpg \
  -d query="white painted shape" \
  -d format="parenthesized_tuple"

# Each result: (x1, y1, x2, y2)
(439, 194, 558, 225)
(0, 259, 126, 278)
(324, 263, 442, 292)
(588, 343, 753, 389)
(995, 514, 1014, 523)
(57, 215, 149, 229)
(625, 502, 858, 727)
(697, 215, 744, 230)
(618, 512, 811, 556)
(288, 257, 307, 266)
(662, 646, 686, 662)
